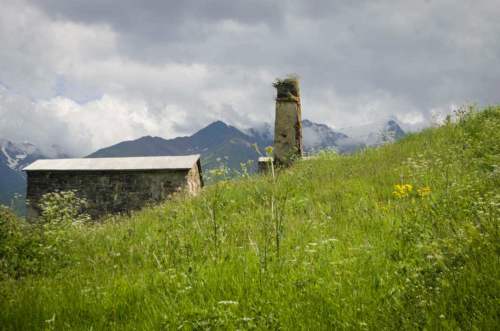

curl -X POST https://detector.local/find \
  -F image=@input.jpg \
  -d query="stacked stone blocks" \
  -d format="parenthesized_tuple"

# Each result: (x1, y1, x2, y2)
(273, 77, 303, 166)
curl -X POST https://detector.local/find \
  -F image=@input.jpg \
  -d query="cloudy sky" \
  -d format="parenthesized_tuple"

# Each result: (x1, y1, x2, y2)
(1, 0, 499, 156)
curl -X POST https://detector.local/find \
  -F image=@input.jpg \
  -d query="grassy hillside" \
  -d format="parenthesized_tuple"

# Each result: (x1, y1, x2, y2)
(1, 107, 499, 330)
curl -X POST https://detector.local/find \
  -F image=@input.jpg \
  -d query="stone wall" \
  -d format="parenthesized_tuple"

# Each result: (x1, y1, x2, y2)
(26, 164, 202, 220)
(273, 77, 303, 165)
(185, 161, 203, 195)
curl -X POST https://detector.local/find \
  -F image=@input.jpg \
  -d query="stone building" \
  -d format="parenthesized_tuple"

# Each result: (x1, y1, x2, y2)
(24, 155, 203, 219)
(273, 77, 303, 165)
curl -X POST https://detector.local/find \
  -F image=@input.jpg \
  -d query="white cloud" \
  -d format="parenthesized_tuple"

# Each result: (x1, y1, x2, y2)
(0, 0, 499, 155)
(0, 87, 182, 155)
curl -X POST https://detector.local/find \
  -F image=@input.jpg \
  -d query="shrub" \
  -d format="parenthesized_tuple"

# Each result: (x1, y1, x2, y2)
(0, 205, 43, 279)
(38, 190, 90, 226)
(0, 191, 90, 279)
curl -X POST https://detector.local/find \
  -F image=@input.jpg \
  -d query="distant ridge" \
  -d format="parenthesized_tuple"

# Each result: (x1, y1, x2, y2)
(1, 118, 406, 211)
(338, 118, 406, 146)
(88, 119, 404, 170)
(88, 121, 263, 172)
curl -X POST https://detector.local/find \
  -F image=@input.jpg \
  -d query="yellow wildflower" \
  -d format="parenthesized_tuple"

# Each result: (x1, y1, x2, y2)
(393, 184, 413, 198)
(265, 146, 274, 156)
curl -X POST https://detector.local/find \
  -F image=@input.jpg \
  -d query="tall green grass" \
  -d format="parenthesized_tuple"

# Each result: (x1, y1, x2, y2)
(1, 107, 499, 330)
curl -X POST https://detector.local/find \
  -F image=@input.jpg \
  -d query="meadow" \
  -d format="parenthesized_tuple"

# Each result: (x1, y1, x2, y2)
(0, 106, 499, 330)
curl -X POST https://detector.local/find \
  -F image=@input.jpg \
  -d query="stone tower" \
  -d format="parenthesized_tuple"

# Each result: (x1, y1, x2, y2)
(273, 76, 303, 165)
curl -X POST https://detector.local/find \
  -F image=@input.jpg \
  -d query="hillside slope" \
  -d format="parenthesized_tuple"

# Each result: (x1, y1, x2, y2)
(1, 107, 499, 330)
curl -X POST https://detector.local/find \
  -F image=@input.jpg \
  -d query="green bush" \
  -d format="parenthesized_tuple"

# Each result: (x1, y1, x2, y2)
(0, 191, 90, 280)
(0, 205, 23, 278)
(38, 190, 90, 226)
(0, 205, 42, 279)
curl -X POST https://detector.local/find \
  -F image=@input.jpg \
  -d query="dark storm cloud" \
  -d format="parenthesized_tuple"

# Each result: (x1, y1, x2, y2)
(32, 0, 283, 25)
(29, 0, 284, 48)
(32, 0, 500, 108)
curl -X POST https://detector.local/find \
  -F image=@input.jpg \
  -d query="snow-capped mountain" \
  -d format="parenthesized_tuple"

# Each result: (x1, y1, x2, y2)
(301, 119, 363, 154)
(244, 119, 365, 154)
(244, 122, 274, 147)
(338, 118, 406, 147)
(0, 139, 69, 210)
(0, 139, 42, 172)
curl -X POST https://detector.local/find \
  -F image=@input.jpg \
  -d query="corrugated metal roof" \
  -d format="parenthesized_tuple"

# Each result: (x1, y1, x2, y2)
(23, 155, 200, 171)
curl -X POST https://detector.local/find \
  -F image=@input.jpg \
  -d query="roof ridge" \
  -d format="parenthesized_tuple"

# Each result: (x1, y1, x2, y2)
(24, 154, 201, 171)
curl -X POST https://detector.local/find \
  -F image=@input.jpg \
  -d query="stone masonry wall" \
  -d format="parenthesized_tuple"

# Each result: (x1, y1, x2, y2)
(273, 77, 303, 165)
(26, 165, 202, 220)
(186, 161, 203, 195)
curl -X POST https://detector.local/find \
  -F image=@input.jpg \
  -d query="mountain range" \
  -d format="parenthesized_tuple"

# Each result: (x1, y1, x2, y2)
(338, 118, 406, 146)
(0, 118, 406, 211)
(89, 120, 261, 172)
(0, 140, 65, 211)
